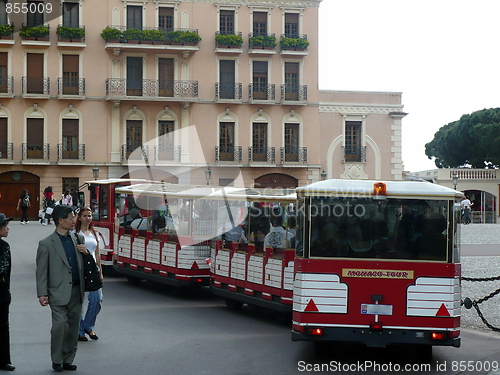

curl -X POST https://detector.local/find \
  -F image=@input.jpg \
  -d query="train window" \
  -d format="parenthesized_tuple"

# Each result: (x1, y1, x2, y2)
(100, 186, 109, 220)
(307, 197, 453, 262)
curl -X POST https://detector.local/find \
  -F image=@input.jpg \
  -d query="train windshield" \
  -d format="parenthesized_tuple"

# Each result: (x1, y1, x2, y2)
(299, 197, 458, 262)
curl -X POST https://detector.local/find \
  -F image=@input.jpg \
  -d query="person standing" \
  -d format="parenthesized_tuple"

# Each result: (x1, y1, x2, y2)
(0, 213, 15, 371)
(74, 207, 103, 342)
(41, 186, 55, 225)
(36, 205, 88, 372)
(16, 189, 30, 224)
(461, 195, 473, 225)
(61, 189, 73, 207)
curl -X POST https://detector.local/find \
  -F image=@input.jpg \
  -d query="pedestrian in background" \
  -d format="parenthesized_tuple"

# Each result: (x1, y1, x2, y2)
(36, 205, 88, 372)
(74, 207, 103, 342)
(41, 186, 55, 225)
(61, 189, 73, 207)
(0, 213, 15, 371)
(461, 195, 473, 225)
(16, 189, 30, 224)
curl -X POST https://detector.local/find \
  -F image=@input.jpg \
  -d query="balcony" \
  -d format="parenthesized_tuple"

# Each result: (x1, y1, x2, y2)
(154, 144, 181, 163)
(248, 83, 275, 102)
(20, 24, 51, 47)
(57, 144, 85, 162)
(280, 147, 307, 164)
(248, 33, 277, 55)
(58, 77, 86, 98)
(22, 77, 50, 98)
(57, 25, 86, 48)
(102, 26, 200, 58)
(0, 24, 15, 46)
(106, 78, 198, 101)
(248, 146, 275, 164)
(0, 76, 14, 97)
(215, 82, 242, 102)
(22, 143, 50, 162)
(342, 146, 366, 163)
(0, 143, 13, 160)
(122, 144, 149, 163)
(215, 146, 242, 163)
(215, 32, 243, 54)
(280, 84, 307, 104)
(280, 34, 309, 56)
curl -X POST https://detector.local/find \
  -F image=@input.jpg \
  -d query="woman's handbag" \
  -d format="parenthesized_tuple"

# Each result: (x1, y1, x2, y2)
(82, 252, 103, 292)
(73, 233, 103, 292)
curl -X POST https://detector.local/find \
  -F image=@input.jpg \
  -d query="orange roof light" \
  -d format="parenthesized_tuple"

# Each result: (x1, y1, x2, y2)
(373, 182, 387, 199)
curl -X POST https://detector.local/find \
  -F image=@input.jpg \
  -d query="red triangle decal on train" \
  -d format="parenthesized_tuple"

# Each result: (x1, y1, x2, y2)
(436, 303, 450, 316)
(305, 299, 319, 312)
(191, 261, 199, 269)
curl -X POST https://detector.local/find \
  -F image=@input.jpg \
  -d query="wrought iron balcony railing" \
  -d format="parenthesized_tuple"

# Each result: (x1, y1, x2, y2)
(20, 23, 50, 41)
(57, 143, 85, 161)
(215, 146, 242, 163)
(248, 146, 275, 163)
(342, 146, 366, 163)
(57, 25, 86, 42)
(215, 31, 243, 48)
(22, 143, 50, 161)
(106, 78, 198, 98)
(22, 76, 50, 95)
(215, 82, 242, 100)
(154, 144, 181, 162)
(248, 83, 275, 101)
(121, 144, 149, 162)
(103, 26, 200, 46)
(280, 146, 307, 163)
(0, 76, 14, 94)
(0, 143, 13, 160)
(248, 33, 277, 50)
(280, 84, 307, 102)
(280, 34, 308, 51)
(58, 77, 86, 96)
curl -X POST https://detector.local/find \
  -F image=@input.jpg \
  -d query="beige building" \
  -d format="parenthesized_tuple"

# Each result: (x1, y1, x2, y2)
(0, 0, 406, 220)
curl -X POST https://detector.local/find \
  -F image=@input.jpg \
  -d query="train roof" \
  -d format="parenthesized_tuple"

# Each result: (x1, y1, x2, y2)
(297, 179, 464, 199)
(115, 183, 297, 202)
(86, 178, 150, 185)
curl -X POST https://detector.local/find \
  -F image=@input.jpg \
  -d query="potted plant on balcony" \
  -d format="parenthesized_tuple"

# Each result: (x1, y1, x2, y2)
(100, 26, 122, 43)
(143, 29, 166, 45)
(0, 24, 14, 39)
(56, 26, 85, 42)
(215, 33, 243, 48)
(20, 25, 49, 41)
(280, 36, 309, 51)
(123, 28, 143, 44)
(181, 31, 201, 46)
(249, 34, 276, 49)
(167, 30, 184, 45)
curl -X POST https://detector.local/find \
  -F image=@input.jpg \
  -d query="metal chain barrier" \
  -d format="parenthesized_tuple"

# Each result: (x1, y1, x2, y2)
(462, 275, 500, 332)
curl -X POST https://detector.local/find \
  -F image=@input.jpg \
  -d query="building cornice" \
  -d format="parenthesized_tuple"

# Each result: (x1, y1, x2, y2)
(200, 0, 321, 8)
(319, 103, 405, 115)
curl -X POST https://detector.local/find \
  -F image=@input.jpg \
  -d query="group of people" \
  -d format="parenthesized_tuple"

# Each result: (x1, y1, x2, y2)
(0, 203, 104, 372)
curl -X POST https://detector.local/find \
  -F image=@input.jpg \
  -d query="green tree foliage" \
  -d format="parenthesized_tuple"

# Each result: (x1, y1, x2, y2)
(425, 108, 500, 168)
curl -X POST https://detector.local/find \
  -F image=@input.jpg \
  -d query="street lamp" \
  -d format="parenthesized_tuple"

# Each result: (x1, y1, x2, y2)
(92, 164, 100, 180)
(205, 166, 211, 185)
(320, 170, 327, 181)
(452, 172, 458, 190)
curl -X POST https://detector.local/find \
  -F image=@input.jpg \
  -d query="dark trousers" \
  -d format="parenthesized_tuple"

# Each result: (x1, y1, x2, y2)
(20, 206, 28, 222)
(0, 301, 11, 366)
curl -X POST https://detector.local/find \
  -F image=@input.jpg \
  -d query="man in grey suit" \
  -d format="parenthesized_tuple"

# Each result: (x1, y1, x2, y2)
(36, 205, 89, 372)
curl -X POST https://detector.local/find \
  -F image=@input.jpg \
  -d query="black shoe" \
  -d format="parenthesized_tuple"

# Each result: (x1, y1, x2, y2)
(78, 335, 88, 341)
(0, 363, 15, 371)
(63, 363, 77, 371)
(84, 329, 98, 340)
(52, 363, 63, 372)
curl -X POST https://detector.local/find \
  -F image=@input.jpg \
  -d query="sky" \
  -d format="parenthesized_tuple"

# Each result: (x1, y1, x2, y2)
(318, 0, 500, 172)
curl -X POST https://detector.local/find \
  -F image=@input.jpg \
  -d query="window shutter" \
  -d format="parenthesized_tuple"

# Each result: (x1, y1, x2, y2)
(63, 119, 79, 137)
(27, 118, 44, 145)
(27, 54, 43, 78)
(63, 55, 79, 74)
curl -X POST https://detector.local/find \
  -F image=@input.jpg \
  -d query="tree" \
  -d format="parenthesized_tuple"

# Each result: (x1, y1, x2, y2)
(425, 107, 500, 168)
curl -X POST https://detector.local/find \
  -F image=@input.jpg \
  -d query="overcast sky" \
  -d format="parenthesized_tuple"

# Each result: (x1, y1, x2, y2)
(318, 0, 500, 172)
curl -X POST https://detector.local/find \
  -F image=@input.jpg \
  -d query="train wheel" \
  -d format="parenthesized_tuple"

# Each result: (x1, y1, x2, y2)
(126, 276, 142, 285)
(225, 298, 243, 310)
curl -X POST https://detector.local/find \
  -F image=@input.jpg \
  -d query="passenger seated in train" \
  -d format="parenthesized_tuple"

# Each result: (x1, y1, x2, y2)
(340, 218, 378, 258)
(263, 208, 294, 250)
(249, 215, 270, 249)
(130, 216, 148, 230)
(310, 213, 339, 257)
(222, 223, 247, 244)
(412, 212, 447, 261)
(150, 210, 176, 234)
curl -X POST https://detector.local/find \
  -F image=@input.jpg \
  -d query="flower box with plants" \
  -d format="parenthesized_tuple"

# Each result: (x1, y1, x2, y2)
(143, 29, 166, 44)
(56, 26, 85, 42)
(100, 27, 122, 43)
(166, 30, 201, 45)
(0, 24, 14, 39)
(20, 25, 50, 41)
(123, 28, 143, 43)
(249, 34, 276, 49)
(215, 33, 243, 48)
(279, 36, 310, 51)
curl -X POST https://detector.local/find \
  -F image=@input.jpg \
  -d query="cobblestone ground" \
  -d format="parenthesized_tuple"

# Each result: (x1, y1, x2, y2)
(461, 223, 500, 335)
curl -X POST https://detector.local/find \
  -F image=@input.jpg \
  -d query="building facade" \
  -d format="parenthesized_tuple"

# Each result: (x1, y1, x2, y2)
(0, 0, 406, 219)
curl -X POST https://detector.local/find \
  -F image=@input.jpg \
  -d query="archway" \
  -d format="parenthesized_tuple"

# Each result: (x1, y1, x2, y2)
(254, 173, 298, 189)
(0, 171, 40, 220)
(463, 189, 497, 223)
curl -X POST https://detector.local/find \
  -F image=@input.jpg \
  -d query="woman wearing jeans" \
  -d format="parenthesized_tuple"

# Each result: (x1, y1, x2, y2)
(16, 189, 30, 224)
(74, 207, 103, 341)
